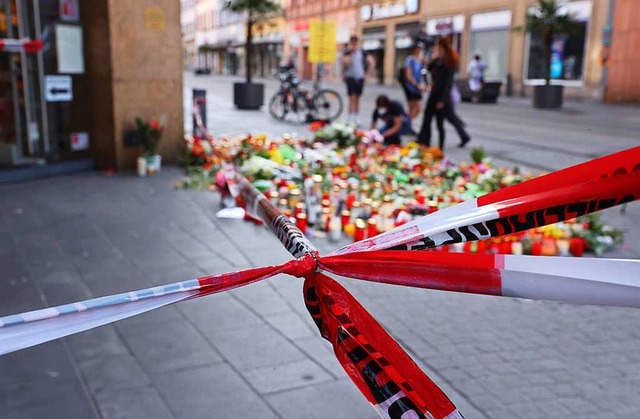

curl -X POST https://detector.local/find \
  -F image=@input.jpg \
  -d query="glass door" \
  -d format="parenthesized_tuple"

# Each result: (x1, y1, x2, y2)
(0, 0, 48, 166)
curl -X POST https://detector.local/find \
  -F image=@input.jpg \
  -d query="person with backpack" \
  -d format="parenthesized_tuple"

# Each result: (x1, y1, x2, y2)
(401, 44, 426, 123)
(342, 36, 375, 125)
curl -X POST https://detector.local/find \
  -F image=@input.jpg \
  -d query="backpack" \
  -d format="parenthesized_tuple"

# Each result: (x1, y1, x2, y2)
(397, 66, 406, 85)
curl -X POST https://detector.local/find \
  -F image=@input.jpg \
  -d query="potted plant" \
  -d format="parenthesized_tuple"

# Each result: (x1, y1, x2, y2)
(135, 117, 163, 176)
(225, 0, 279, 110)
(524, 0, 578, 109)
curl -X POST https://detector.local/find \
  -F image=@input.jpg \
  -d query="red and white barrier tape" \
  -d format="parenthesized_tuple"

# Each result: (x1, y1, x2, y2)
(1, 147, 640, 419)
(0, 38, 42, 53)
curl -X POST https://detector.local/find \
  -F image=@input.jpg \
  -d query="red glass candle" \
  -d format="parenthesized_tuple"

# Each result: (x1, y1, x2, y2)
(346, 193, 356, 210)
(341, 210, 351, 230)
(296, 213, 308, 233)
(354, 219, 366, 242)
(367, 219, 378, 238)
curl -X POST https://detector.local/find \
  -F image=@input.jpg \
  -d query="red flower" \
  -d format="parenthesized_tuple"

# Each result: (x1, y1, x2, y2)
(150, 120, 160, 130)
(309, 121, 327, 132)
(569, 237, 586, 257)
(203, 162, 212, 171)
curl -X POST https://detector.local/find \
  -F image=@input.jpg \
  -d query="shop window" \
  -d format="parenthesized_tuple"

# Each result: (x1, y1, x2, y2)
(526, 21, 587, 81)
(469, 29, 509, 80)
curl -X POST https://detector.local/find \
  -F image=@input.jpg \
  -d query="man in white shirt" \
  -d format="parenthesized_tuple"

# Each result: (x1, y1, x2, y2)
(467, 53, 487, 92)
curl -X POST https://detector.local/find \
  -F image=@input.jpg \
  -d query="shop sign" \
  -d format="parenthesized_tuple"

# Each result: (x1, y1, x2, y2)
(361, 0, 419, 22)
(45, 75, 73, 102)
(426, 15, 465, 35)
(470, 10, 512, 31)
(294, 20, 309, 31)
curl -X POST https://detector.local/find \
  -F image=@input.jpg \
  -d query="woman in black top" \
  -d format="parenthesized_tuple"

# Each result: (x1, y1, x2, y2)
(417, 38, 470, 149)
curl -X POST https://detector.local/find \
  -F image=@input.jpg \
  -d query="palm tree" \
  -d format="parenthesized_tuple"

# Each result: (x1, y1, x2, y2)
(226, 0, 280, 85)
(525, 0, 578, 83)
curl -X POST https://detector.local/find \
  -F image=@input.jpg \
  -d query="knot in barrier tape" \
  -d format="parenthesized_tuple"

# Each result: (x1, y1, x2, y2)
(283, 252, 318, 278)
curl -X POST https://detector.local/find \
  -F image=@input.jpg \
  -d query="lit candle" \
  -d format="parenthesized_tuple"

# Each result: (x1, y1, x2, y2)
(354, 219, 366, 242)
(341, 210, 351, 230)
(367, 218, 378, 238)
(296, 213, 308, 233)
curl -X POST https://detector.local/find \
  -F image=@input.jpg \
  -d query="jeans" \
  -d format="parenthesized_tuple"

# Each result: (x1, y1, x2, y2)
(381, 116, 412, 145)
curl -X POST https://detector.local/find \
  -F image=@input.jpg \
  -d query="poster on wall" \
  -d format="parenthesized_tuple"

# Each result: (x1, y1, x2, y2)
(308, 21, 337, 63)
(56, 25, 85, 74)
(60, 0, 80, 23)
(70, 132, 90, 151)
(550, 36, 566, 79)
(145, 7, 166, 31)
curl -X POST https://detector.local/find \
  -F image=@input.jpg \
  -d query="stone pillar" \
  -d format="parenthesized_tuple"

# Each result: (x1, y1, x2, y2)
(84, 0, 184, 170)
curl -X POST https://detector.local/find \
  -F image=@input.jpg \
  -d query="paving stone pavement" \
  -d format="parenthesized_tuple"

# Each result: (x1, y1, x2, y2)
(0, 75, 639, 418)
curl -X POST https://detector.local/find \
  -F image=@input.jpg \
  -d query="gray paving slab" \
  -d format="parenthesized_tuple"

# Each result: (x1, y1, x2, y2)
(0, 377, 97, 419)
(211, 323, 307, 371)
(266, 379, 378, 419)
(153, 363, 279, 419)
(116, 318, 223, 375)
(241, 358, 333, 395)
(94, 386, 174, 419)
(178, 292, 264, 339)
(77, 353, 151, 394)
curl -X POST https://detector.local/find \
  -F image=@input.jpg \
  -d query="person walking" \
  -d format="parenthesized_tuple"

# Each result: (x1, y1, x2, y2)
(417, 37, 470, 150)
(342, 36, 375, 125)
(467, 53, 487, 92)
(370, 95, 412, 146)
(402, 44, 426, 123)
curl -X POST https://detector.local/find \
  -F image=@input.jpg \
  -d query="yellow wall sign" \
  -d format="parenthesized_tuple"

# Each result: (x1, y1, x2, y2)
(145, 7, 166, 31)
(308, 20, 337, 63)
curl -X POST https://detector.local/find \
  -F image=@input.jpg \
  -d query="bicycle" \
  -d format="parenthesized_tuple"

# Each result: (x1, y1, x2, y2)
(269, 66, 343, 124)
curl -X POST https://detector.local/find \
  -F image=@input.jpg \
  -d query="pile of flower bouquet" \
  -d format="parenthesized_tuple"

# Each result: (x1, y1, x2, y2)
(177, 123, 624, 256)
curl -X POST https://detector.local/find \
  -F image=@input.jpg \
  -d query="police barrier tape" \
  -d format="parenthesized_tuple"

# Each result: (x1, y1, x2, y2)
(1, 147, 640, 419)
(0, 38, 43, 53)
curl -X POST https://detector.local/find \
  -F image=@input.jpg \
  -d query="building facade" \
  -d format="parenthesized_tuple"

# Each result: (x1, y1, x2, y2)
(181, 0, 197, 70)
(357, 0, 611, 99)
(1, 0, 183, 172)
(604, 0, 640, 103)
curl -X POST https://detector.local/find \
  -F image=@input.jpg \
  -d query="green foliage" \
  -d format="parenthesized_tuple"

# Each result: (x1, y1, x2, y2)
(135, 117, 162, 156)
(225, 0, 279, 17)
(573, 213, 624, 255)
(470, 147, 486, 164)
(525, 0, 578, 35)
(524, 0, 580, 81)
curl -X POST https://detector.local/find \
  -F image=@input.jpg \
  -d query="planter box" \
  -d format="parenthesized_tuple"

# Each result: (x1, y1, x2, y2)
(533, 84, 564, 109)
(233, 82, 264, 110)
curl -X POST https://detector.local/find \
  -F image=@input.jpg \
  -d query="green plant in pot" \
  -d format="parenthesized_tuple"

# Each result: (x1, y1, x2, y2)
(135, 117, 163, 176)
(524, 0, 579, 109)
(225, 0, 280, 110)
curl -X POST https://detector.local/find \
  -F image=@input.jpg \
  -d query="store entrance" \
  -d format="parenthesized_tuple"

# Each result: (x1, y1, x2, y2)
(0, 0, 48, 166)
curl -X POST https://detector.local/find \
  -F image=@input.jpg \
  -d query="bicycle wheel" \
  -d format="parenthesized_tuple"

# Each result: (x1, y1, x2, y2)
(269, 91, 288, 120)
(313, 89, 343, 122)
(293, 91, 312, 124)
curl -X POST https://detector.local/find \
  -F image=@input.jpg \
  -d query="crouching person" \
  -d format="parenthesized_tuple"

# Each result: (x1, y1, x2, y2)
(370, 95, 411, 146)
